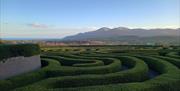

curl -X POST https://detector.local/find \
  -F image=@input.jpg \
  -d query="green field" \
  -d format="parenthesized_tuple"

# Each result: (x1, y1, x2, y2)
(0, 45, 180, 91)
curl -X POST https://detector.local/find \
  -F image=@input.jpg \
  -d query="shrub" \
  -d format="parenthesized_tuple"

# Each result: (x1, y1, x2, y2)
(0, 44, 40, 61)
(1, 46, 180, 91)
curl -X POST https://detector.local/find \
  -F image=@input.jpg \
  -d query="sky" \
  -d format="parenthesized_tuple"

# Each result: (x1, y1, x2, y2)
(0, 0, 180, 39)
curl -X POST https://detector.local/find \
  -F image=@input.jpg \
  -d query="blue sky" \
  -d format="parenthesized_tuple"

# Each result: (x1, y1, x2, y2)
(0, 0, 180, 38)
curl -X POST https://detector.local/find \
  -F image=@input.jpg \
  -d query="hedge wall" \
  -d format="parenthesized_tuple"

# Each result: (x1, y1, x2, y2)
(0, 44, 40, 61)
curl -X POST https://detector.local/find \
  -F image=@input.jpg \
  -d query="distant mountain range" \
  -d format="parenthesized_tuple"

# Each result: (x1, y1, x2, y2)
(63, 27, 180, 39)
(62, 27, 180, 45)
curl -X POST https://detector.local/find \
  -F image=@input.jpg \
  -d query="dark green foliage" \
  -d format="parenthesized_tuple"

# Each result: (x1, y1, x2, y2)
(153, 55, 180, 68)
(0, 58, 60, 91)
(166, 52, 180, 59)
(0, 45, 180, 91)
(0, 44, 40, 61)
(158, 51, 168, 56)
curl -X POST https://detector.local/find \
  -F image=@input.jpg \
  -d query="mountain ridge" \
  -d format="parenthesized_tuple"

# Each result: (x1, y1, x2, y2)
(63, 27, 180, 41)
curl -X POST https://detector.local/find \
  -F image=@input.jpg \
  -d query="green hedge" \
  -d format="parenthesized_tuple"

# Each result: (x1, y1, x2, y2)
(1, 46, 180, 91)
(72, 60, 104, 67)
(12, 56, 149, 90)
(41, 56, 121, 75)
(0, 58, 61, 91)
(0, 44, 40, 61)
(152, 55, 180, 68)
(166, 52, 180, 59)
(22, 56, 178, 91)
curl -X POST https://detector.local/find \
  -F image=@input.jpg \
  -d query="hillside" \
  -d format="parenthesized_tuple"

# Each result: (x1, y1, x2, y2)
(63, 27, 180, 40)
(62, 27, 180, 45)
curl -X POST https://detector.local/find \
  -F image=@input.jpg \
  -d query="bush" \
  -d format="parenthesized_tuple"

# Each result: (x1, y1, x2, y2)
(12, 56, 149, 90)
(1, 46, 180, 91)
(0, 44, 40, 61)
(0, 58, 60, 91)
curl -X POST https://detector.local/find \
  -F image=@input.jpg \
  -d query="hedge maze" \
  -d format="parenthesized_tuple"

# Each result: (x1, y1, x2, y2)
(0, 45, 180, 91)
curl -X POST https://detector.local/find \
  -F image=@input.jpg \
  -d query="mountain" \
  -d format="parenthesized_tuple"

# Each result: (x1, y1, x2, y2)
(63, 27, 180, 41)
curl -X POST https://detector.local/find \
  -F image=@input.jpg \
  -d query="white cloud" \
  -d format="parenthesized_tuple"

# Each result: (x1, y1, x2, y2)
(27, 22, 48, 28)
